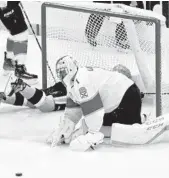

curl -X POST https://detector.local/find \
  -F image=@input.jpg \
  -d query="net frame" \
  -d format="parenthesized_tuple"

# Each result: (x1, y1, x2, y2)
(41, 2, 161, 117)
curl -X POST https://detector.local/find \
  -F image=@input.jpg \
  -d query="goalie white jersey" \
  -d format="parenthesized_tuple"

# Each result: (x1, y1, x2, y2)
(68, 67, 134, 114)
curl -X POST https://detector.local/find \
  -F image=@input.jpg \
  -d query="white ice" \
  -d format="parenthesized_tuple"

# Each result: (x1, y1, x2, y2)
(0, 31, 169, 178)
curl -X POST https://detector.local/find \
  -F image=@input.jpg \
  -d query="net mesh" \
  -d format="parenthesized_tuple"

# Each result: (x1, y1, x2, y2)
(42, 3, 169, 116)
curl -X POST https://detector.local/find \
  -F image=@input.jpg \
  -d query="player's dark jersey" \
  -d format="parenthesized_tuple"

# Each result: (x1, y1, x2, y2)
(0, 1, 27, 35)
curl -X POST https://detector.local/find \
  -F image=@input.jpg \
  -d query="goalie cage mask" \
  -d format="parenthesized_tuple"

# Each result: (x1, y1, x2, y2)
(56, 55, 78, 87)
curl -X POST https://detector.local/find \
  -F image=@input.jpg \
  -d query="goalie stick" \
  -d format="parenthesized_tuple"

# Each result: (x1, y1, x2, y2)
(102, 125, 169, 146)
(103, 112, 169, 146)
(19, 2, 57, 84)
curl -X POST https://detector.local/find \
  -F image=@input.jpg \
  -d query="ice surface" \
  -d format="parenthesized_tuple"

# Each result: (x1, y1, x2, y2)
(0, 31, 169, 178)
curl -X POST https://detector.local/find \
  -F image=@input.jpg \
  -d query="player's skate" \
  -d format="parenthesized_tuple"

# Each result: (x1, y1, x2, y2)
(3, 52, 15, 76)
(15, 63, 38, 85)
(8, 78, 28, 96)
(70, 131, 104, 151)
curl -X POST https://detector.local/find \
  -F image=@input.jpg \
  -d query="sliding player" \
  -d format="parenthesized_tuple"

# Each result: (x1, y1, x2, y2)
(0, 63, 144, 115)
(47, 55, 169, 151)
(0, 79, 66, 112)
(0, 1, 38, 80)
(0, 60, 145, 114)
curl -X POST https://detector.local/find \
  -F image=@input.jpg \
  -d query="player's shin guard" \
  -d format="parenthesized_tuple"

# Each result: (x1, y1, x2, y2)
(3, 38, 15, 73)
(10, 30, 28, 65)
(12, 30, 38, 82)
(3, 52, 15, 75)
(13, 40, 27, 65)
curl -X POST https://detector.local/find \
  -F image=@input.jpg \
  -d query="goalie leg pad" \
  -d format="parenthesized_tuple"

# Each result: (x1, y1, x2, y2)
(110, 114, 169, 145)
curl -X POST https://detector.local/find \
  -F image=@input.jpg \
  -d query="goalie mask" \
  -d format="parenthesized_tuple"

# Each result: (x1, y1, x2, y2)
(56, 55, 78, 88)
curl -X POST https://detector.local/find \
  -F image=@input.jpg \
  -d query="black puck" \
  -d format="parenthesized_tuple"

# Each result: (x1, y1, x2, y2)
(15, 173, 22, 177)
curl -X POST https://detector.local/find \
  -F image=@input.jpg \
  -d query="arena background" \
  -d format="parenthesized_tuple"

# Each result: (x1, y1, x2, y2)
(0, 1, 169, 35)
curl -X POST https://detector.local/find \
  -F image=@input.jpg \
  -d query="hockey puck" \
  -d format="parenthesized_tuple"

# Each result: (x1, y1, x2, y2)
(15, 173, 22, 177)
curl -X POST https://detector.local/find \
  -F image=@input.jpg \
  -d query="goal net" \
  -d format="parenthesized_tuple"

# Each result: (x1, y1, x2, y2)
(41, 2, 169, 117)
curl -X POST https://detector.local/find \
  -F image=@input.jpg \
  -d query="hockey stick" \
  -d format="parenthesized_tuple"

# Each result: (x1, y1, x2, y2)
(0, 73, 13, 105)
(19, 2, 57, 84)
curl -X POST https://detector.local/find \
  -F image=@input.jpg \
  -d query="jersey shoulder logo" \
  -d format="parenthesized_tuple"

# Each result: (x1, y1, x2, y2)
(79, 87, 88, 99)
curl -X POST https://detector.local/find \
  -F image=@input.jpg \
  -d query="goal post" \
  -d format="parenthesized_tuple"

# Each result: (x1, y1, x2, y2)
(41, 2, 164, 117)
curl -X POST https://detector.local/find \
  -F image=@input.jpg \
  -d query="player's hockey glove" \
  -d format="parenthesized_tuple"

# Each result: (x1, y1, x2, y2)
(9, 78, 27, 96)
(46, 116, 75, 147)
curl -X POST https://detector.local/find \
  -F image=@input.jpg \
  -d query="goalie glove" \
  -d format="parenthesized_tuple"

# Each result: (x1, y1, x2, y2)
(46, 117, 75, 147)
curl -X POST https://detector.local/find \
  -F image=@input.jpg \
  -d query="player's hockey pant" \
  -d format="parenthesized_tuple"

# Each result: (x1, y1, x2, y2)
(103, 84, 142, 126)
